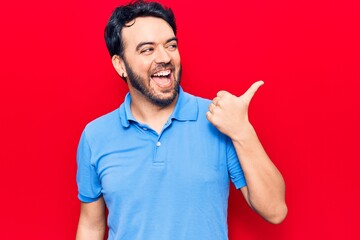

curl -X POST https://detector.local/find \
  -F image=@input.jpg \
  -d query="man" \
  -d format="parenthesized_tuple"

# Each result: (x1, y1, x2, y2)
(76, 1, 287, 239)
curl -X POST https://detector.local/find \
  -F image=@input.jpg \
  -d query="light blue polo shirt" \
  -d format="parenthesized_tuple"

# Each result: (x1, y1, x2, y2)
(77, 87, 247, 240)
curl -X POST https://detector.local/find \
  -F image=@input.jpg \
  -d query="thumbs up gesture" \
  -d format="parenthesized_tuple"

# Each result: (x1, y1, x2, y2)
(206, 81, 264, 140)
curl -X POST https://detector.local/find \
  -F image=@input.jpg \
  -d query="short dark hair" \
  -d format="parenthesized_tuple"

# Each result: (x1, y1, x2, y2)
(104, 0, 177, 59)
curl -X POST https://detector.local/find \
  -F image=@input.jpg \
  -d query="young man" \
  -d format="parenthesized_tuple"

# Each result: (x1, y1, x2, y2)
(76, 1, 287, 239)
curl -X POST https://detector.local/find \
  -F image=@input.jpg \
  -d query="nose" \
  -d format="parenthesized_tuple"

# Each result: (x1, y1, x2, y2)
(154, 45, 171, 64)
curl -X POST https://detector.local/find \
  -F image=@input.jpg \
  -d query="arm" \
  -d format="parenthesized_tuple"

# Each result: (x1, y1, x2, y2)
(206, 81, 287, 224)
(235, 126, 287, 224)
(76, 197, 106, 240)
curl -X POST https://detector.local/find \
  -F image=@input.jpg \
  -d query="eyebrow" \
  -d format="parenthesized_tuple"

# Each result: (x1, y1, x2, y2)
(135, 37, 178, 52)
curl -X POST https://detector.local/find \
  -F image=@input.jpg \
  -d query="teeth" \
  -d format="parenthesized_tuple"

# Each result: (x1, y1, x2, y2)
(153, 70, 171, 77)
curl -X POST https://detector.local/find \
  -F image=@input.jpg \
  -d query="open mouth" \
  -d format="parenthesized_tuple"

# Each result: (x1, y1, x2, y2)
(150, 69, 172, 88)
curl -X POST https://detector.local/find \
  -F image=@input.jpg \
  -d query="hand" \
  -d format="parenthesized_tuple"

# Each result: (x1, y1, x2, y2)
(206, 81, 264, 140)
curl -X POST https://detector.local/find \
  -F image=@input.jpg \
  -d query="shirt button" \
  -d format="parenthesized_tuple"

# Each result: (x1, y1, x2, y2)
(156, 142, 161, 147)
(143, 127, 148, 131)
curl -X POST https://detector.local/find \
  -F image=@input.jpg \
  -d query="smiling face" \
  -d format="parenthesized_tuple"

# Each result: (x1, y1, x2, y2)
(116, 17, 181, 107)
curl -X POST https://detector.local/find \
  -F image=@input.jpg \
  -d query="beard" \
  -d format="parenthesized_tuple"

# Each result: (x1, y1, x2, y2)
(124, 60, 182, 107)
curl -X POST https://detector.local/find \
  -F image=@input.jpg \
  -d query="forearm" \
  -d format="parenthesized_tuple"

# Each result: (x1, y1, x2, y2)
(76, 219, 106, 240)
(232, 124, 287, 224)
(76, 199, 107, 240)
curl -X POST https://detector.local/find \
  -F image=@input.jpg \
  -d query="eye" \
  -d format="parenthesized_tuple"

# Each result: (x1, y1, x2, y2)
(167, 42, 178, 50)
(140, 48, 154, 54)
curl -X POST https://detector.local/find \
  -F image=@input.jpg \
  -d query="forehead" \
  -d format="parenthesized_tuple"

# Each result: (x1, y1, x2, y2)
(121, 17, 175, 49)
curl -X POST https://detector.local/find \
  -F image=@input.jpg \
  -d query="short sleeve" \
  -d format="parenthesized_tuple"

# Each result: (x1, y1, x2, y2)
(226, 137, 247, 189)
(76, 130, 102, 202)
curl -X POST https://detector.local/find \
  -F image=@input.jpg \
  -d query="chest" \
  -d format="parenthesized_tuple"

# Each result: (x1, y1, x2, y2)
(93, 121, 230, 203)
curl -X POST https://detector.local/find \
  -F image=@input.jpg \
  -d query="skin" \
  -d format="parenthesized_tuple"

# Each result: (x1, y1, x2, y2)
(76, 16, 287, 240)
(76, 197, 106, 239)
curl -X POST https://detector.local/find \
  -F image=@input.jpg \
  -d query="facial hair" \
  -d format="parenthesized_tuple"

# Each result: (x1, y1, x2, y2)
(124, 60, 182, 107)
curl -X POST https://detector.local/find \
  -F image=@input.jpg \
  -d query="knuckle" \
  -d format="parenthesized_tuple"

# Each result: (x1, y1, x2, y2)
(217, 90, 226, 97)
(213, 107, 221, 115)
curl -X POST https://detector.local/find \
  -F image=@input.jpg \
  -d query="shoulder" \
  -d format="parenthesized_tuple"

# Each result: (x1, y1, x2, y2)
(83, 108, 121, 140)
(181, 90, 211, 111)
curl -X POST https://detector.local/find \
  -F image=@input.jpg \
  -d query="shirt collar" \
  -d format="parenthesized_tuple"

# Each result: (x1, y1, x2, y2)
(170, 87, 198, 121)
(119, 87, 198, 128)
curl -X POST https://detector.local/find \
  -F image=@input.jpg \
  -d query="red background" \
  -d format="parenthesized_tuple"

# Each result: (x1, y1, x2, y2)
(1, 0, 359, 239)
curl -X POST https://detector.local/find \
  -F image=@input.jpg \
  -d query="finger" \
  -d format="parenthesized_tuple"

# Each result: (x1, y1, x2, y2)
(216, 90, 228, 97)
(242, 80, 264, 102)
(206, 111, 213, 121)
(212, 97, 221, 106)
(208, 102, 217, 113)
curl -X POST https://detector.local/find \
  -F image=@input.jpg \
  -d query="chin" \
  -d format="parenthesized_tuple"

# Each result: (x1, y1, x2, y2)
(150, 89, 178, 107)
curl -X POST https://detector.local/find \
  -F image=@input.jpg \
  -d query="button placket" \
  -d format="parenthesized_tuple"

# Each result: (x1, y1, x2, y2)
(152, 119, 172, 166)
(153, 134, 165, 166)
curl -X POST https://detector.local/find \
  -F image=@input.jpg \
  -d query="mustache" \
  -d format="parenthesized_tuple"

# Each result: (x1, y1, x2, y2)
(152, 63, 175, 73)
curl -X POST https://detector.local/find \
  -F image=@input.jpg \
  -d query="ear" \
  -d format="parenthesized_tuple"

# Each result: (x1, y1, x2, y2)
(112, 55, 127, 78)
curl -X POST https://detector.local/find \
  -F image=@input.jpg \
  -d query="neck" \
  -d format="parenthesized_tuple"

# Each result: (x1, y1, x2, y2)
(129, 90, 178, 134)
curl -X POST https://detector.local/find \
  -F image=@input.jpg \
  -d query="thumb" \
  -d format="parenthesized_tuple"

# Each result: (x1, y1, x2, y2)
(241, 80, 264, 103)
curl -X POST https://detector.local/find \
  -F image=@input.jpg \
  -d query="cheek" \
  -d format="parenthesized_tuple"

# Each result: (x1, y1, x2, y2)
(173, 52, 181, 65)
(133, 59, 153, 76)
